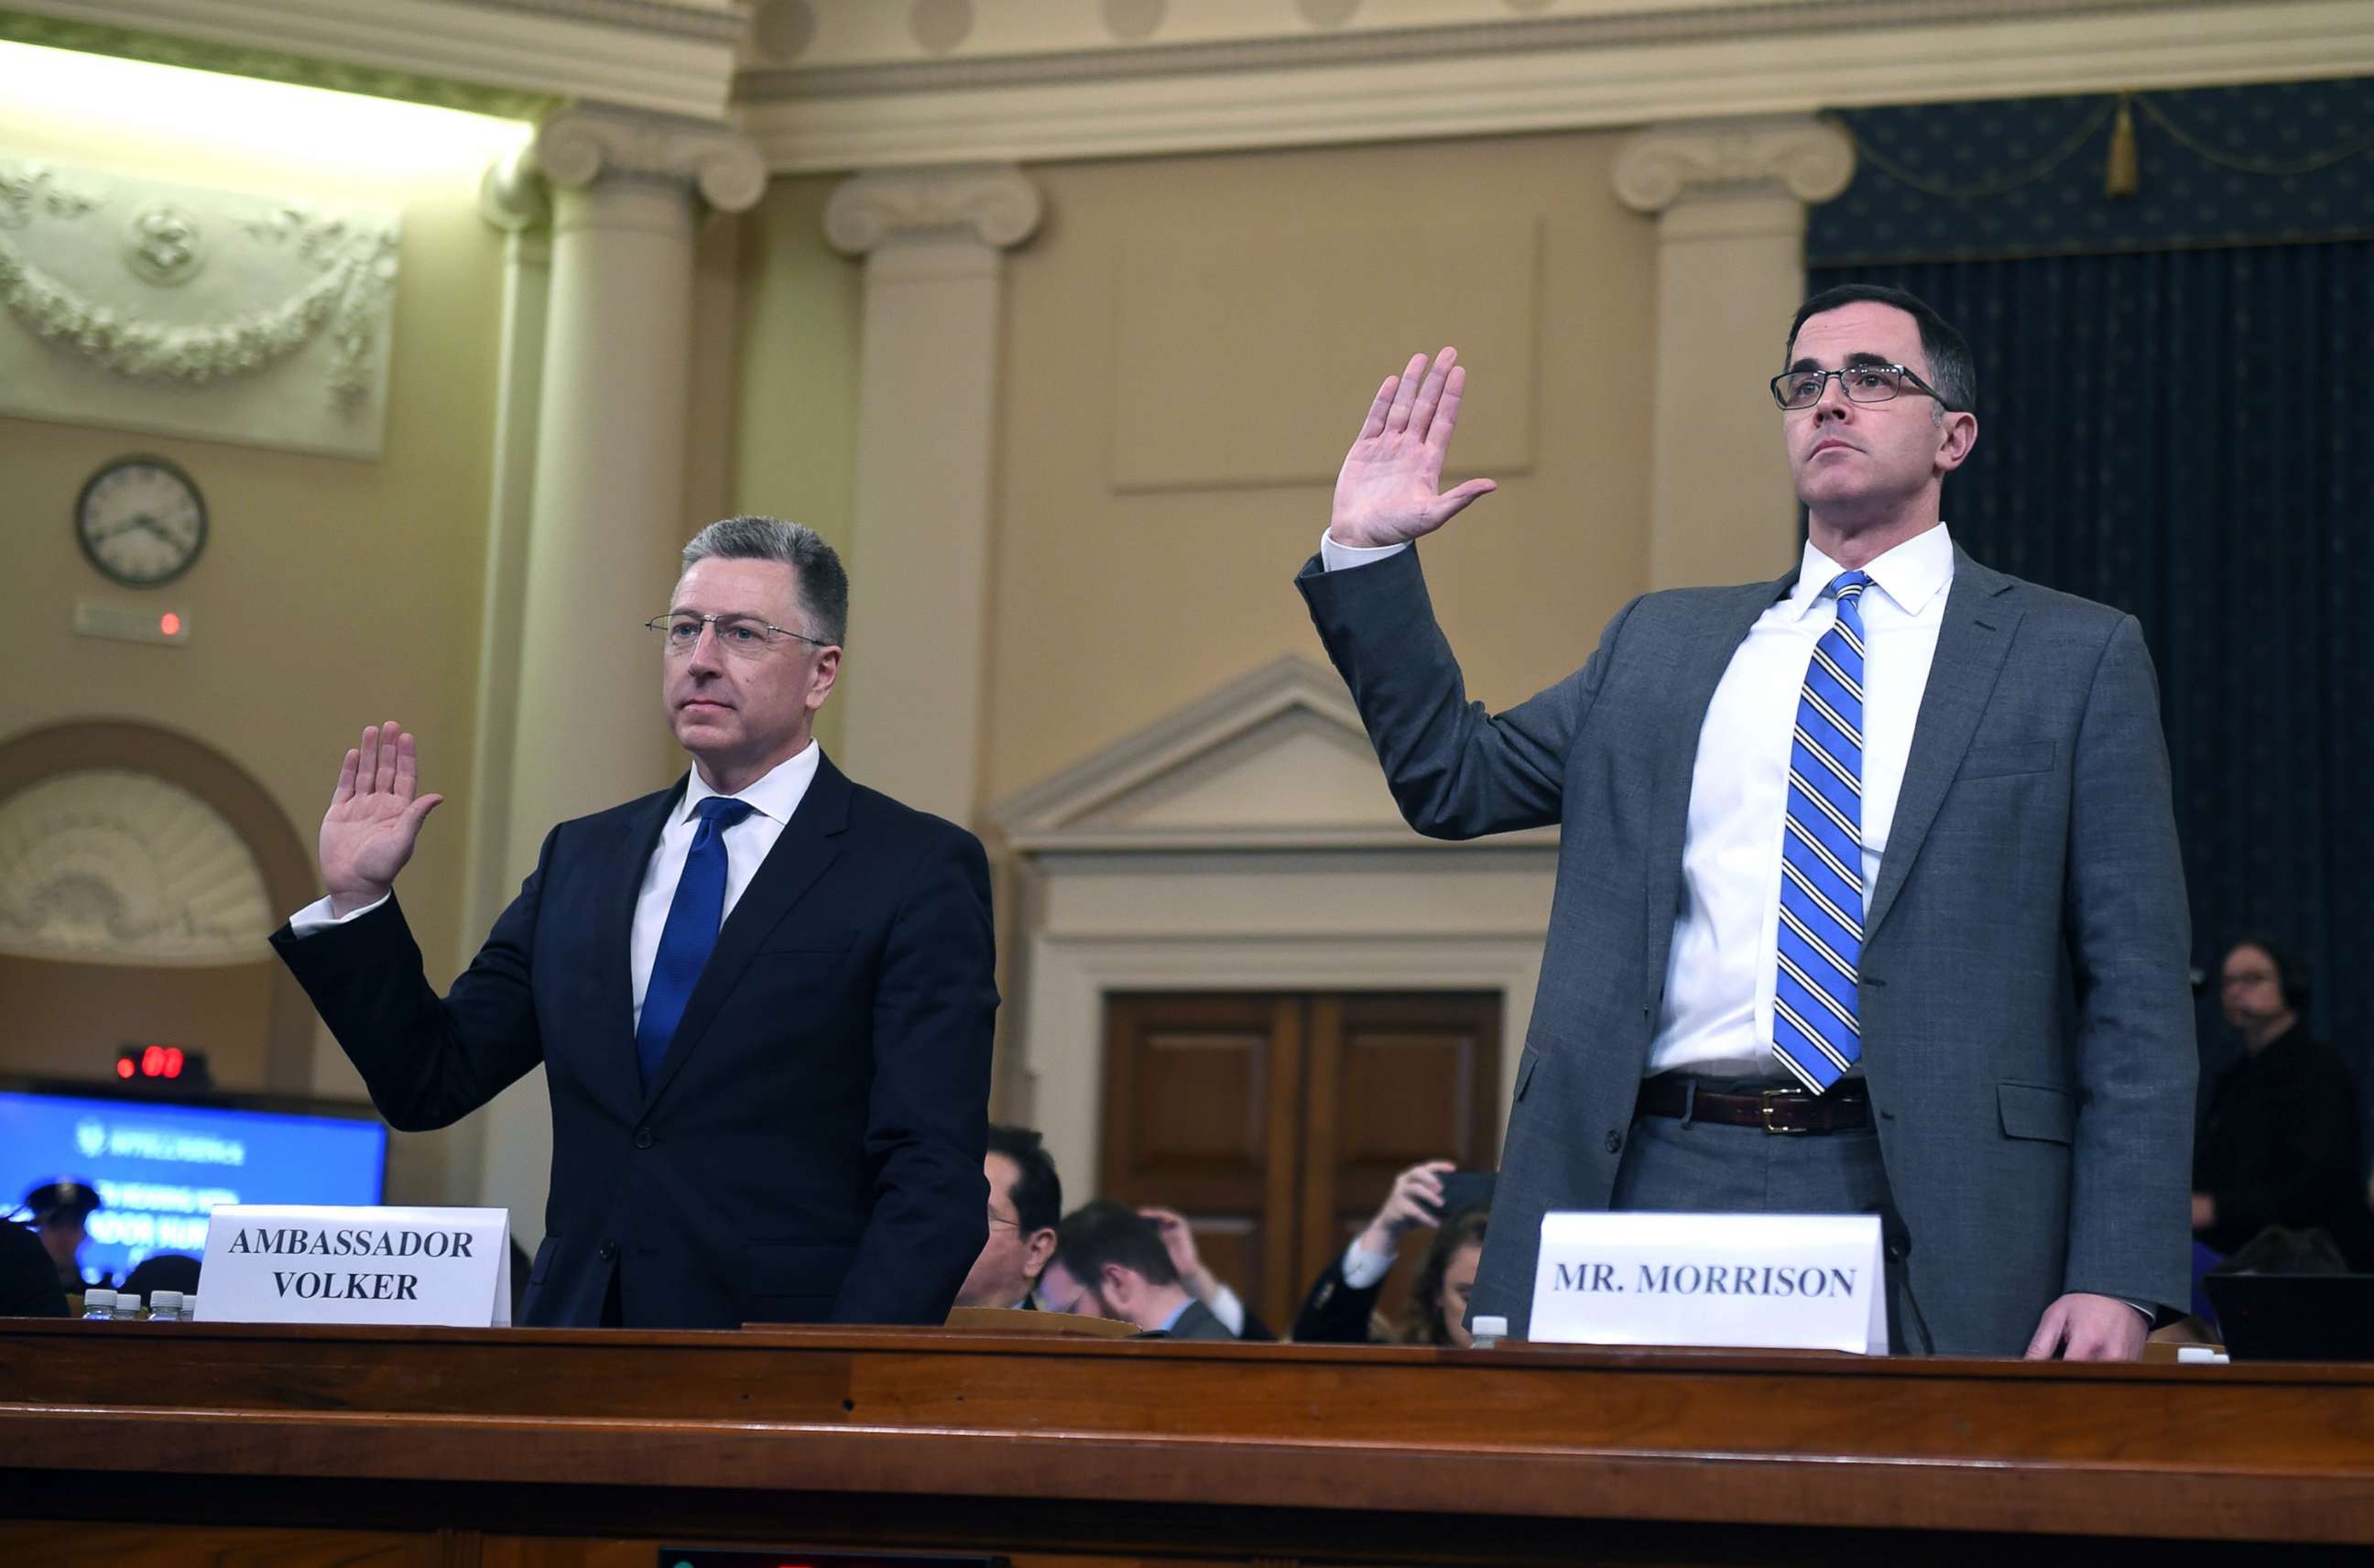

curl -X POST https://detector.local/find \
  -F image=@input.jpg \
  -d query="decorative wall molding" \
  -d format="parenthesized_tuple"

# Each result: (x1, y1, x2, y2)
(533, 104, 767, 212)
(0, 769, 274, 967)
(0, 159, 400, 457)
(1614, 116, 1857, 213)
(734, 0, 2374, 171)
(3, 0, 742, 122)
(995, 653, 1556, 1196)
(822, 164, 1043, 256)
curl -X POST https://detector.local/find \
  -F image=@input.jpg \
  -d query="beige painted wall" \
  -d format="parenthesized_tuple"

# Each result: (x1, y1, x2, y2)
(0, 92, 512, 1205)
(983, 131, 1658, 808)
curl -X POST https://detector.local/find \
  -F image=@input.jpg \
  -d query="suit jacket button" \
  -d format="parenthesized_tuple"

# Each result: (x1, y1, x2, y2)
(598, 1239, 618, 1260)
(1605, 1130, 1623, 1154)
(633, 1127, 655, 1149)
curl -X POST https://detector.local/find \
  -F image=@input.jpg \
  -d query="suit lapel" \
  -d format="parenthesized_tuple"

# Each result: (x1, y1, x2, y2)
(589, 782, 682, 1121)
(1639, 573, 1798, 986)
(1863, 550, 2022, 939)
(640, 754, 853, 1112)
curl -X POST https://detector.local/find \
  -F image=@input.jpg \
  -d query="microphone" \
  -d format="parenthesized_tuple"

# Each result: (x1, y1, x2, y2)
(1871, 1201, 1934, 1356)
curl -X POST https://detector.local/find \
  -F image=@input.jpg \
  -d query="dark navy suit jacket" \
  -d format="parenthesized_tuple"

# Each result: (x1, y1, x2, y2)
(272, 754, 996, 1329)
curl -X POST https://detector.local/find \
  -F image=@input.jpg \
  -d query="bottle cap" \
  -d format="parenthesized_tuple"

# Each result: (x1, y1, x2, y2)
(180, 1296, 199, 1318)
(114, 1293, 144, 1315)
(149, 1290, 182, 1313)
(82, 1289, 116, 1309)
(1471, 1314, 1509, 1338)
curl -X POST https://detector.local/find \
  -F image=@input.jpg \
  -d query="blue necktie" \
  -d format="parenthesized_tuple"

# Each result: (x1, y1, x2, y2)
(635, 796, 755, 1090)
(1772, 571, 1872, 1094)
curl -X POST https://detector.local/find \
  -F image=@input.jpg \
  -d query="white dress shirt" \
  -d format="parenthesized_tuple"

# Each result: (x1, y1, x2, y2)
(289, 744, 823, 1035)
(1320, 523, 1955, 1078)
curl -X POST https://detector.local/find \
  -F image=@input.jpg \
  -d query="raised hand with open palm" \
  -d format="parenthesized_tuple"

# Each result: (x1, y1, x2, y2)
(319, 721, 445, 918)
(1328, 346, 1497, 550)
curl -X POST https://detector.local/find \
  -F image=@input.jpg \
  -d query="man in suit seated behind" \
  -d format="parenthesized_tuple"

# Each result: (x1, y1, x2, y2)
(1037, 1200, 1236, 1340)
(272, 516, 996, 1329)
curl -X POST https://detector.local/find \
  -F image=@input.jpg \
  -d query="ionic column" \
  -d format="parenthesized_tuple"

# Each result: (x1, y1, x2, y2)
(824, 165, 1042, 826)
(1615, 117, 1855, 589)
(474, 107, 765, 1246)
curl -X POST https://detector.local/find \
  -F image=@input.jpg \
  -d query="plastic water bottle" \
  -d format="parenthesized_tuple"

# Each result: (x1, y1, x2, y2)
(180, 1295, 199, 1323)
(1470, 1313, 1508, 1350)
(80, 1289, 117, 1321)
(148, 1290, 183, 1322)
(112, 1292, 145, 1321)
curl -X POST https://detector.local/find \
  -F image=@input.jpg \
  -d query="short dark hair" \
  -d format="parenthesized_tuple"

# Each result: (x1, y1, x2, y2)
(2225, 933, 2311, 1014)
(680, 515, 850, 647)
(986, 1124, 1062, 1236)
(1051, 1199, 1178, 1288)
(1785, 283, 1977, 415)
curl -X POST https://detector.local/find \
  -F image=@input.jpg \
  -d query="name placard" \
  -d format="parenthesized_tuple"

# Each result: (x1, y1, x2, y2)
(196, 1205, 511, 1327)
(1529, 1212, 1887, 1354)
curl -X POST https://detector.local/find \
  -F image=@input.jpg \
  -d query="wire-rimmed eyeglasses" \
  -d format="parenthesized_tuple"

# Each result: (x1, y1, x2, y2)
(1770, 364, 1953, 412)
(644, 612, 832, 658)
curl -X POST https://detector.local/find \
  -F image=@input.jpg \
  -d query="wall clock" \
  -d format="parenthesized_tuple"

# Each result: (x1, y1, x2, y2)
(76, 456, 208, 589)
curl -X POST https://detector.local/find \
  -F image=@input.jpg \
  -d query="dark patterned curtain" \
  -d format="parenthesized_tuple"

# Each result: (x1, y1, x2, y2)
(1806, 81, 2374, 1149)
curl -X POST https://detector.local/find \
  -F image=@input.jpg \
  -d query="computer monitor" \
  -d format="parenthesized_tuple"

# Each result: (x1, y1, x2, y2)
(0, 1080, 388, 1281)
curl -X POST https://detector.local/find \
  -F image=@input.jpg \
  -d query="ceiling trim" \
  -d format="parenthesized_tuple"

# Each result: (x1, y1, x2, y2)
(2, 0, 744, 122)
(734, 0, 2374, 172)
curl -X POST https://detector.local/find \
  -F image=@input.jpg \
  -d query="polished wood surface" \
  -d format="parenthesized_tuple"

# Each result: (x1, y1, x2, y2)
(5, 1321, 2373, 1564)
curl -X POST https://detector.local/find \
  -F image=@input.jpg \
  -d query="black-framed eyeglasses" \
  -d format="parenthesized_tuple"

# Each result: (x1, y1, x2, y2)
(1770, 364, 1953, 412)
(644, 612, 831, 658)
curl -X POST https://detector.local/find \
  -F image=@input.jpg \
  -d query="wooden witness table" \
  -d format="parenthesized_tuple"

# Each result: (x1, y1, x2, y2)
(4, 1321, 2373, 1566)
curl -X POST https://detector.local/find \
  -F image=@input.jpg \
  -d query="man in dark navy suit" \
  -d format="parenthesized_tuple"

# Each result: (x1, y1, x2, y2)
(272, 517, 996, 1329)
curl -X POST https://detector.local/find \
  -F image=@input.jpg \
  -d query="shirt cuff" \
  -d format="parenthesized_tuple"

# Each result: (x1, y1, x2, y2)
(1318, 529, 1410, 572)
(287, 891, 389, 937)
(1340, 1237, 1396, 1290)
(1205, 1282, 1247, 1337)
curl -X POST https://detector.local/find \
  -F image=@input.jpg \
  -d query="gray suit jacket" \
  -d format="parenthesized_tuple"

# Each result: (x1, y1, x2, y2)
(1160, 1298, 1237, 1341)
(1298, 542, 2194, 1356)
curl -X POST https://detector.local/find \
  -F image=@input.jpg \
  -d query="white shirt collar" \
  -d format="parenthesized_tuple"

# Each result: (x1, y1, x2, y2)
(678, 741, 822, 827)
(1788, 521, 1956, 621)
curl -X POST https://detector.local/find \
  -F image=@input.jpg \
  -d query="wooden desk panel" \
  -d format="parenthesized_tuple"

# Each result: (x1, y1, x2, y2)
(4, 1322, 2372, 1565)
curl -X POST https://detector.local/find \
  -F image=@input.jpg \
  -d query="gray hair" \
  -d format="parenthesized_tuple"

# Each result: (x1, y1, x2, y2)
(680, 515, 848, 647)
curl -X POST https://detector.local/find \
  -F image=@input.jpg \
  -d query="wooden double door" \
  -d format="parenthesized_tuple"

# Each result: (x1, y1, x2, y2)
(1099, 991, 1504, 1335)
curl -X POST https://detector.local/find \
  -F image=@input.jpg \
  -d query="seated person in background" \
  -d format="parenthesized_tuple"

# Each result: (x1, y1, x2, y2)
(1038, 1200, 1236, 1339)
(119, 1253, 201, 1305)
(2194, 936, 2364, 1258)
(1293, 1160, 1488, 1346)
(0, 1219, 70, 1318)
(20, 1180, 105, 1295)
(953, 1124, 1062, 1312)
(1138, 1205, 1275, 1340)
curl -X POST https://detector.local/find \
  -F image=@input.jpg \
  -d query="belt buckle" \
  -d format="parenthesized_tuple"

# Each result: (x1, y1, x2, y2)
(1760, 1088, 1813, 1135)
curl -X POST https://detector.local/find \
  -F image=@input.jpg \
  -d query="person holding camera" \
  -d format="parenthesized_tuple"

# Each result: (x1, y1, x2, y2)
(1290, 1160, 1490, 1347)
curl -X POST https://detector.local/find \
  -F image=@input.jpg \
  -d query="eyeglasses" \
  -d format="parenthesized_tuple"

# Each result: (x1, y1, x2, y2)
(645, 612, 831, 659)
(1770, 364, 1953, 412)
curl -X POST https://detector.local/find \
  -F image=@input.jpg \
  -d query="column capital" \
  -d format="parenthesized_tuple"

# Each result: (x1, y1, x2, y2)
(479, 146, 551, 234)
(822, 164, 1044, 256)
(1613, 115, 1854, 214)
(531, 105, 767, 214)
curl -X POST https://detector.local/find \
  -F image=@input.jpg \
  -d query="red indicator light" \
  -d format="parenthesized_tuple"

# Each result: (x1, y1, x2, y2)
(115, 1059, 134, 1079)
(162, 1047, 184, 1078)
(158, 612, 181, 637)
(142, 1044, 166, 1076)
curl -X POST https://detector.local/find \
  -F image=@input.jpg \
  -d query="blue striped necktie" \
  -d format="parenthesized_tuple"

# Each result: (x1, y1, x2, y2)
(1772, 570, 1872, 1094)
(635, 796, 755, 1090)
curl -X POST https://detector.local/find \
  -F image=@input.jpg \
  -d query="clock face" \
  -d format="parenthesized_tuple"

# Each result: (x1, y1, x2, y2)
(77, 457, 207, 588)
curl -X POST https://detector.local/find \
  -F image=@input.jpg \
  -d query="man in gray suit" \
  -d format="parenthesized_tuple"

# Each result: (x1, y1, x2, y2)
(1299, 285, 2193, 1358)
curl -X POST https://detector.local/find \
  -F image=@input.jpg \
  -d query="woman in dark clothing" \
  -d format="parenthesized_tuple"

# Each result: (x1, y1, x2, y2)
(2193, 936, 2367, 1258)
(1291, 1159, 1489, 1346)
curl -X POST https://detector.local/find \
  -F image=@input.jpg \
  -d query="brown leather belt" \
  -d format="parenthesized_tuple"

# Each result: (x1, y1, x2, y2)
(1634, 1074, 1872, 1135)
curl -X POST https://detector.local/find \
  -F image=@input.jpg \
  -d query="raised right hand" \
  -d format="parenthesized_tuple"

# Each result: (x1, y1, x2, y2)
(1327, 347, 1497, 550)
(1356, 1160, 1455, 1258)
(320, 721, 444, 918)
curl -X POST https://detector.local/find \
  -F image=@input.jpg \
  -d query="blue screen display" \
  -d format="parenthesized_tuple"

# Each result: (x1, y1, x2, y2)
(1, 1088, 387, 1280)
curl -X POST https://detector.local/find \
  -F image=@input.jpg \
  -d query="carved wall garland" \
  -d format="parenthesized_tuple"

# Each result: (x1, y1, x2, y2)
(0, 161, 399, 405)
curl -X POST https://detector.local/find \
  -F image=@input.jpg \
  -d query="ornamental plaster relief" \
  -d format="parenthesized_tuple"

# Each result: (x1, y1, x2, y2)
(0, 160, 400, 458)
